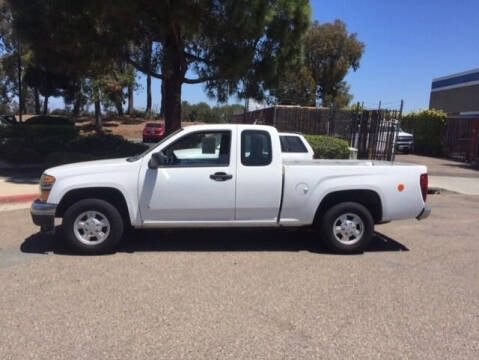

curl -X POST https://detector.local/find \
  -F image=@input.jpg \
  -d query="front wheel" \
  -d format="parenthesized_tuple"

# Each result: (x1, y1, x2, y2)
(62, 198, 124, 254)
(319, 202, 374, 254)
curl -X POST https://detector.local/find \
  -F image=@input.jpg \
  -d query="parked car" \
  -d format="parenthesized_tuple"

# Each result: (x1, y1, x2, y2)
(31, 124, 430, 254)
(143, 122, 165, 142)
(25, 115, 74, 126)
(279, 133, 314, 160)
(395, 128, 414, 154)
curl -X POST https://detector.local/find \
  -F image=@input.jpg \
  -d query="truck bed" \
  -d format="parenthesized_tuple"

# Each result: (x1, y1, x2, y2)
(283, 159, 421, 167)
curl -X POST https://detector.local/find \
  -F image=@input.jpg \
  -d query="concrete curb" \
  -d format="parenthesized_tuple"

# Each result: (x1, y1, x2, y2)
(0, 193, 37, 204)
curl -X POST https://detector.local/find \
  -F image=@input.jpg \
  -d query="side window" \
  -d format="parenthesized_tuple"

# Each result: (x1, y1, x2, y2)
(241, 130, 272, 166)
(280, 135, 308, 153)
(162, 131, 231, 166)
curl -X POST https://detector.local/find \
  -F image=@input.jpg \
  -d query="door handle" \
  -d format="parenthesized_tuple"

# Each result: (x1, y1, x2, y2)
(210, 172, 233, 181)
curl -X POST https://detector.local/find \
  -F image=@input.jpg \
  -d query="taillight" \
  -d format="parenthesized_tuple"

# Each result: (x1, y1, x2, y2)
(420, 173, 428, 202)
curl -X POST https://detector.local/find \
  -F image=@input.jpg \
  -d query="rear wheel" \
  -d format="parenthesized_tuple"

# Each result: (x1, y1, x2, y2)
(320, 202, 374, 254)
(62, 198, 124, 254)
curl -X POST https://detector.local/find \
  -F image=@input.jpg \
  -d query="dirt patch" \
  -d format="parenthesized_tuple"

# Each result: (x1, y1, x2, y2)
(75, 115, 203, 140)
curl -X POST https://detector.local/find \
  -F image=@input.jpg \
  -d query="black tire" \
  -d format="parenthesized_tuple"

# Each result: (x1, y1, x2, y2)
(62, 198, 124, 254)
(319, 202, 374, 254)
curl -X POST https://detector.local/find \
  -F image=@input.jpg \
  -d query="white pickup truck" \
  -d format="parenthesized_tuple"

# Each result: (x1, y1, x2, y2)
(31, 124, 430, 254)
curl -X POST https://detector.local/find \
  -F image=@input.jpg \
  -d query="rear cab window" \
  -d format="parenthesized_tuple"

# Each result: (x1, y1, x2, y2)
(280, 135, 308, 153)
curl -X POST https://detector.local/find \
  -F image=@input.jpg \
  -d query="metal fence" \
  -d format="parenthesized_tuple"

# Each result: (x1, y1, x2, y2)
(445, 117, 479, 162)
(232, 105, 402, 161)
(350, 109, 401, 161)
(231, 105, 352, 139)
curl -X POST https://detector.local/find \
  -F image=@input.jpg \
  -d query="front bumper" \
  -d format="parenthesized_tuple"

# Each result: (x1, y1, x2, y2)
(31, 199, 57, 232)
(416, 206, 431, 220)
(396, 142, 414, 151)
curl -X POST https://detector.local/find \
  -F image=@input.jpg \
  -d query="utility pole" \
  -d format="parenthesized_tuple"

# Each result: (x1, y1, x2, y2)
(17, 37, 22, 123)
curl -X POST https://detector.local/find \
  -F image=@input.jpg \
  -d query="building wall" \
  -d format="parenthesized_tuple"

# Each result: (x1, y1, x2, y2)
(429, 68, 479, 114)
(429, 84, 479, 114)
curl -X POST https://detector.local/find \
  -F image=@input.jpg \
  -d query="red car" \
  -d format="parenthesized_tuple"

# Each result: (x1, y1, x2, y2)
(142, 122, 165, 143)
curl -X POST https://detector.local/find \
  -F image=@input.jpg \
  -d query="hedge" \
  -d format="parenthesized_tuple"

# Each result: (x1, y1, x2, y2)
(0, 124, 79, 141)
(401, 109, 447, 156)
(0, 129, 148, 166)
(303, 134, 349, 159)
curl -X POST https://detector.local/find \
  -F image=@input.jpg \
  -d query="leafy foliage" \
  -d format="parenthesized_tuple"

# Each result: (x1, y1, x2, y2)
(8, 0, 311, 133)
(305, 20, 364, 107)
(271, 65, 316, 106)
(181, 101, 244, 123)
(304, 134, 350, 159)
(270, 20, 363, 108)
(401, 109, 447, 156)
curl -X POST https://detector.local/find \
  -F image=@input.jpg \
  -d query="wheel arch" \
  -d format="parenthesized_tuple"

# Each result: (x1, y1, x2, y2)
(313, 189, 383, 225)
(55, 187, 131, 226)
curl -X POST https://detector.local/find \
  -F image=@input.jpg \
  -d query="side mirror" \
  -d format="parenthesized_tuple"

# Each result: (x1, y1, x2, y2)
(148, 152, 169, 169)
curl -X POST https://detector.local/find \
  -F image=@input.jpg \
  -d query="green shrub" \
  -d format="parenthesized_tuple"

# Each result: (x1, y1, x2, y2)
(401, 109, 447, 156)
(0, 128, 147, 165)
(0, 125, 80, 164)
(66, 134, 148, 158)
(44, 152, 96, 168)
(304, 134, 349, 159)
(0, 124, 79, 141)
(0, 141, 42, 163)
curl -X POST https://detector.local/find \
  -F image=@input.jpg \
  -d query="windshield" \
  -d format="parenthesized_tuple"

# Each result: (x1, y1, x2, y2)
(126, 128, 184, 162)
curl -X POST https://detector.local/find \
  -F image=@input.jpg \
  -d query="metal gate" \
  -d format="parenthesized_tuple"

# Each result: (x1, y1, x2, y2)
(350, 109, 401, 161)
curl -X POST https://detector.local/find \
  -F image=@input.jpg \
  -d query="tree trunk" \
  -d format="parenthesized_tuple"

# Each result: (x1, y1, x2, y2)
(73, 97, 81, 117)
(145, 73, 152, 119)
(145, 40, 152, 119)
(33, 88, 41, 114)
(42, 96, 49, 115)
(127, 84, 134, 115)
(163, 77, 182, 135)
(160, 80, 166, 118)
(115, 97, 123, 116)
(161, 18, 187, 134)
(94, 100, 102, 130)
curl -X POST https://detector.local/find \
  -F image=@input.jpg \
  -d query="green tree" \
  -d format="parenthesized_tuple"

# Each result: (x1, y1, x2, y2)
(271, 65, 316, 106)
(23, 65, 74, 114)
(9, 0, 311, 134)
(305, 20, 364, 107)
(322, 81, 353, 108)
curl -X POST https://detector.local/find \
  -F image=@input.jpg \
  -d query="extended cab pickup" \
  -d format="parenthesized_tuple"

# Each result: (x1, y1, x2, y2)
(31, 124, 430, 254)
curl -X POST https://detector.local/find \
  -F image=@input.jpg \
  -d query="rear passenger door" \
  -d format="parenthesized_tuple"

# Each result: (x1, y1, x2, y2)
(235, 129, 283, 222)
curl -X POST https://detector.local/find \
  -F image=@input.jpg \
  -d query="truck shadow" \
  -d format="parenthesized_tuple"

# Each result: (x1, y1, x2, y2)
(20, 227, 408, 255)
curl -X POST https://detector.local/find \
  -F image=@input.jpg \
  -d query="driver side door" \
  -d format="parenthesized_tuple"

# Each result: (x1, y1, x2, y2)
(139, 129, 236, 223)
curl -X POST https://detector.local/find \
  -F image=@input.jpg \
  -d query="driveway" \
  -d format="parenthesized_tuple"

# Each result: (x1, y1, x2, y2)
(396, 154, 479, 194)
(1, 192, 478, 359)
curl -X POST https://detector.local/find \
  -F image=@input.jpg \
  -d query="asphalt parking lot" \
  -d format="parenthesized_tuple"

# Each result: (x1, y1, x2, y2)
(1, 193, 478, 359)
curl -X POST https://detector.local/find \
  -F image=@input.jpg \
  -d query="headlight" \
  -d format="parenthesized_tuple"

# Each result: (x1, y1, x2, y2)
(39, 174, 55, 201)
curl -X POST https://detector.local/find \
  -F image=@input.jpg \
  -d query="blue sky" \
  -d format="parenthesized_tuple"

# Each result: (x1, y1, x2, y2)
(51, 0, 479, 113)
